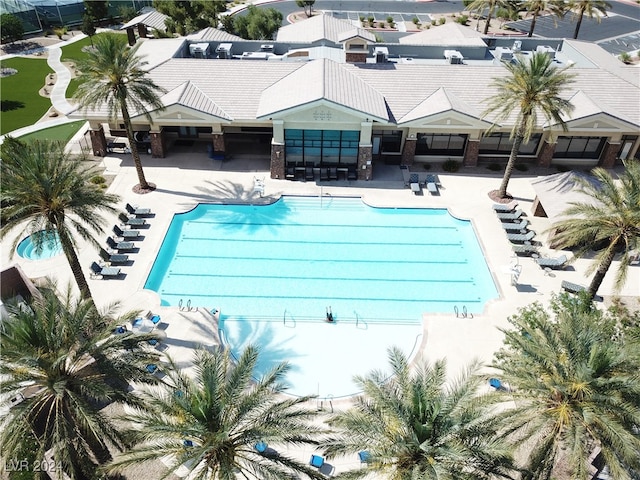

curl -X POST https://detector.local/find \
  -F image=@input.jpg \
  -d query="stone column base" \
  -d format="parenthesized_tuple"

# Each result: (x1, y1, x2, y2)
(271, 144, 285, 179)
(89, 125, 107, 157)
(401, 138, 416, 166)
(358, 145, 372, 180)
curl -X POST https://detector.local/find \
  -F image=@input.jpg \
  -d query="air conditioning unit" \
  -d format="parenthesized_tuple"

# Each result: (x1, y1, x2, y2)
(189, 42, 210, 59)
(496, 47, 513, 61)
(536, 45, 556, 59)
(512, 40, 522, 52)
(444, 50, 464, 64)
(216, 43, 232, 59)
(374, 46, 389, 63)
(260, 44, 274, 52)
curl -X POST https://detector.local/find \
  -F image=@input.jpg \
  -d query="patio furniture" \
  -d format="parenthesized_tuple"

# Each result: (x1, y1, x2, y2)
(125, 203, 152, 217)
(561, 280, 586, 294)
(310, 455, 325, 468)
(99, 247, 129, 265)
(535, 254, 568, 270)
(113, 224, 141, 239)
(501, 219, 530, 231)
(492, 203, 518, 213)
(119, 212, 146, 227)
(106, 236, 135, 252)
(89, 261, 121, 279)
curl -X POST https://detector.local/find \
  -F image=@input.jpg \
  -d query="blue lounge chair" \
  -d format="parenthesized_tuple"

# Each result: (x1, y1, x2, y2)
(426, 175, 439, 195)
(561, 280, 586, 294)
(489, 378, 504, 390)
(90, 261, 121, 279)
(106, 236, 135, 252)
(496, 209, 524, 221)
(126, 203, 152, 217)
(358, 451, 371, 464)
(492, 202, 518, 213)
(535, 254, 568, 270)
(506, 230, 536, 244)
(113, 224, 140, 239)
(512, 244, 539, 256)
(254, 441, 268, 453)
(119, 212, 146, 227)
(310, 455, 324, 468)
(409, 174, 421, 194)
(99, 247, 129, 265)
(501, 219, 530, 231)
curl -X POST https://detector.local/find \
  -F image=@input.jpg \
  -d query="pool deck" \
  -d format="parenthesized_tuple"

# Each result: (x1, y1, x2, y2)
(2, 151, 638, 477)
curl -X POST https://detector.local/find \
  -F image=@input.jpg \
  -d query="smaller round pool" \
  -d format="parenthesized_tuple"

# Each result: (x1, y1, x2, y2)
(16, 231, 63, 260)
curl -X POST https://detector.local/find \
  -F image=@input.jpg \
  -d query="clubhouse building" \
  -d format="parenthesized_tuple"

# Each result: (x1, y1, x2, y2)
(73, 14, 640, 181)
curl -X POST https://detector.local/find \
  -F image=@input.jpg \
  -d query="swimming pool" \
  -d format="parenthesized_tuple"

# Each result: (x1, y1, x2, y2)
(145, 196, 497, 320)
(145, 196, 497, 397)
(16, 230, 63, 260)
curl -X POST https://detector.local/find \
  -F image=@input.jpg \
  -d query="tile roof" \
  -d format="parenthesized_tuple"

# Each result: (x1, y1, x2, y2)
(256, 59, 388, 121)
(186, 27, 245, 42)
(399, 23, 487, 47)
(276, 13, 375, 44)
(399, 87, 484, 124)
(120, 10, 170, 31)
(159, 81, 231, 120)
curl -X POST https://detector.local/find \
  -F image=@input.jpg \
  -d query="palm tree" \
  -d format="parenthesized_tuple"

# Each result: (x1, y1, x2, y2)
(320, 347, 516, 479)
(492, 294, 640, 480)
(569, 0, 611, 40)
(467, 0, 509, 35)
(483, 52, 575, 199)
(74, 33, 166, 193)
(548, 159, 640, 299)
(107, 346, 327, 480)
(0, 137, 120, 301)
(0, 282, 161, 480)
(523, 0, 566, 37)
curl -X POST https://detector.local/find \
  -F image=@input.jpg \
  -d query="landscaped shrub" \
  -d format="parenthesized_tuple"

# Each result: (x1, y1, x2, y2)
(556, 164, 570, 172)
(514, 163, 529, 172)
(412, 17, 420, 26)
(456, 15, 469, 25)
(487, 163, 503, 171)
(438, 17, 446, 25)
(90, 175, 106, 185)
(442, 159, 460, 172)
(619, 52, 631, 64)
(386, 16, 395, 28)
(368, 16, 374, 27)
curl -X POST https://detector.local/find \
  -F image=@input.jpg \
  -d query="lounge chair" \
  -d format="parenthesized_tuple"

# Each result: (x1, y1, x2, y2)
(254, 441, 268, 453)
(285, 166, 295, 179)
(99, 247, 129, 265)
(358, 451, 371, 464)
(253, 176, 265, 197)
(118, 212, 146, 227)
(561, 280, 586, 294)
(496, 209, 524, 221)
(536, 254, 568, 270)
(501, 219, 530, 231)
(512, 244, 538, 256)
(426, 174, 439, 195)
(90, 261, 121, 279)
(492, 202, 518, 213)
(305, 166, 314, 181)
(489, 378, 503, 390)
(409, 174, 421, 194)
(125, 203, 152, 217)
(310, 455, 324, 468)
(347, 167, 357, 180)
(106, 236, 135, 252)
(320, 168, 329, 181)
(506, 230, 536, 244)
(329, 167, 338, 180)
(113, 224, 140, 239)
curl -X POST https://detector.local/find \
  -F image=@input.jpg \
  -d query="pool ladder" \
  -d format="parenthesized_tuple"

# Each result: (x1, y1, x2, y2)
(453, 305, 473, 319)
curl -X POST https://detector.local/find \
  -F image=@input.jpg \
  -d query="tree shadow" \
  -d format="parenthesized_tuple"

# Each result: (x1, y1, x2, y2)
(1, 100, 25, 112)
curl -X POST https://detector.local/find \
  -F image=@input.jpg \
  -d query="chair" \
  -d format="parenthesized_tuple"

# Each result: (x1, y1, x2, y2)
(113, 224, 140, 239)
(90, 261, 121, 279)
(492, 202, 518, 212)
(99, 247, 129, 265)
(535, 254, 568, 270)
(329, 167, 338, 180)
(254, 441, 268, 453)
(310, 455, 324, 468)
(561, 280, 586, 294)
(501, 219, 530, 231)
(253, 176, 265, 197)
(506, 230, 536, 244)
(426, 174, 439, 195)
(409, 174, 421, 194)
(106, 236, 135, 252)
(305, 166, 314, 181)
(347, 167, 357, 180)
(320, 168, 329, 181)
(358, 451, 371, 464)
(125, 203, 152, 217)
(285, 166, 295, 179)
(489, 378, 503, 390)
(496, 209, 524, 221)
(512, 244, 538, 256)
(119, 212, 146, 227)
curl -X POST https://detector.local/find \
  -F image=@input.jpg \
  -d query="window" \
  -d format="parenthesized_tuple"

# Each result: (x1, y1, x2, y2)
(479, 133, 541, 155)
(373, 130, 402, 153)
(285, 130, 359, 166)
(554, 136, 605, 159)
(415, 134, 468, 156)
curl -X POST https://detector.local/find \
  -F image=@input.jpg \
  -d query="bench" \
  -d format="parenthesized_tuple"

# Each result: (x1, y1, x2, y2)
(561, 280, 586, 294)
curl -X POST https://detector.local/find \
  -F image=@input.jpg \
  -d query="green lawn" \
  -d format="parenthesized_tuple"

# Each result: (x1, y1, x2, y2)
(0, 57, 53, 135)
(60, 36, 94, 63)
(17, 120, 86, 144)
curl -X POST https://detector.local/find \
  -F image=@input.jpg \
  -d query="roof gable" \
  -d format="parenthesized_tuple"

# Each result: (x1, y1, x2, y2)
(256, 59, 388, 121)
(156, 81, 231, 120)
(276, 14, 375, 44)
(400, 87, 484, 124)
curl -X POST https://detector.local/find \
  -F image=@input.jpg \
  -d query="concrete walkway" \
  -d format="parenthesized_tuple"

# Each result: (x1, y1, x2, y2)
(46, 46, 76, 115)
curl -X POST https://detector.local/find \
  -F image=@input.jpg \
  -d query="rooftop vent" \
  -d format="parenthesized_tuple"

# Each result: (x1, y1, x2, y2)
(374, 46, 389, 63)
(260, 44, 274, 52)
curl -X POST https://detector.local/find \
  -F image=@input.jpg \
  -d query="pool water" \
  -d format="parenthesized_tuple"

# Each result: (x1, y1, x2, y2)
(145, 196, 498, 320)
(145, 196, 498, 397)
(16, 230, 63, 260)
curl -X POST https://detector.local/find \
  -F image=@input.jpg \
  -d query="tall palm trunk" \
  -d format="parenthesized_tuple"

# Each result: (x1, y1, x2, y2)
(498, 122, 525, 198)
(483, 11, 493, 34)
(528, 11, 539, 37)
(57, 226, 92, 301)
(573, 8, 585, 39)
(587, 243, 617, 299)
(119, 99, 150, 190)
